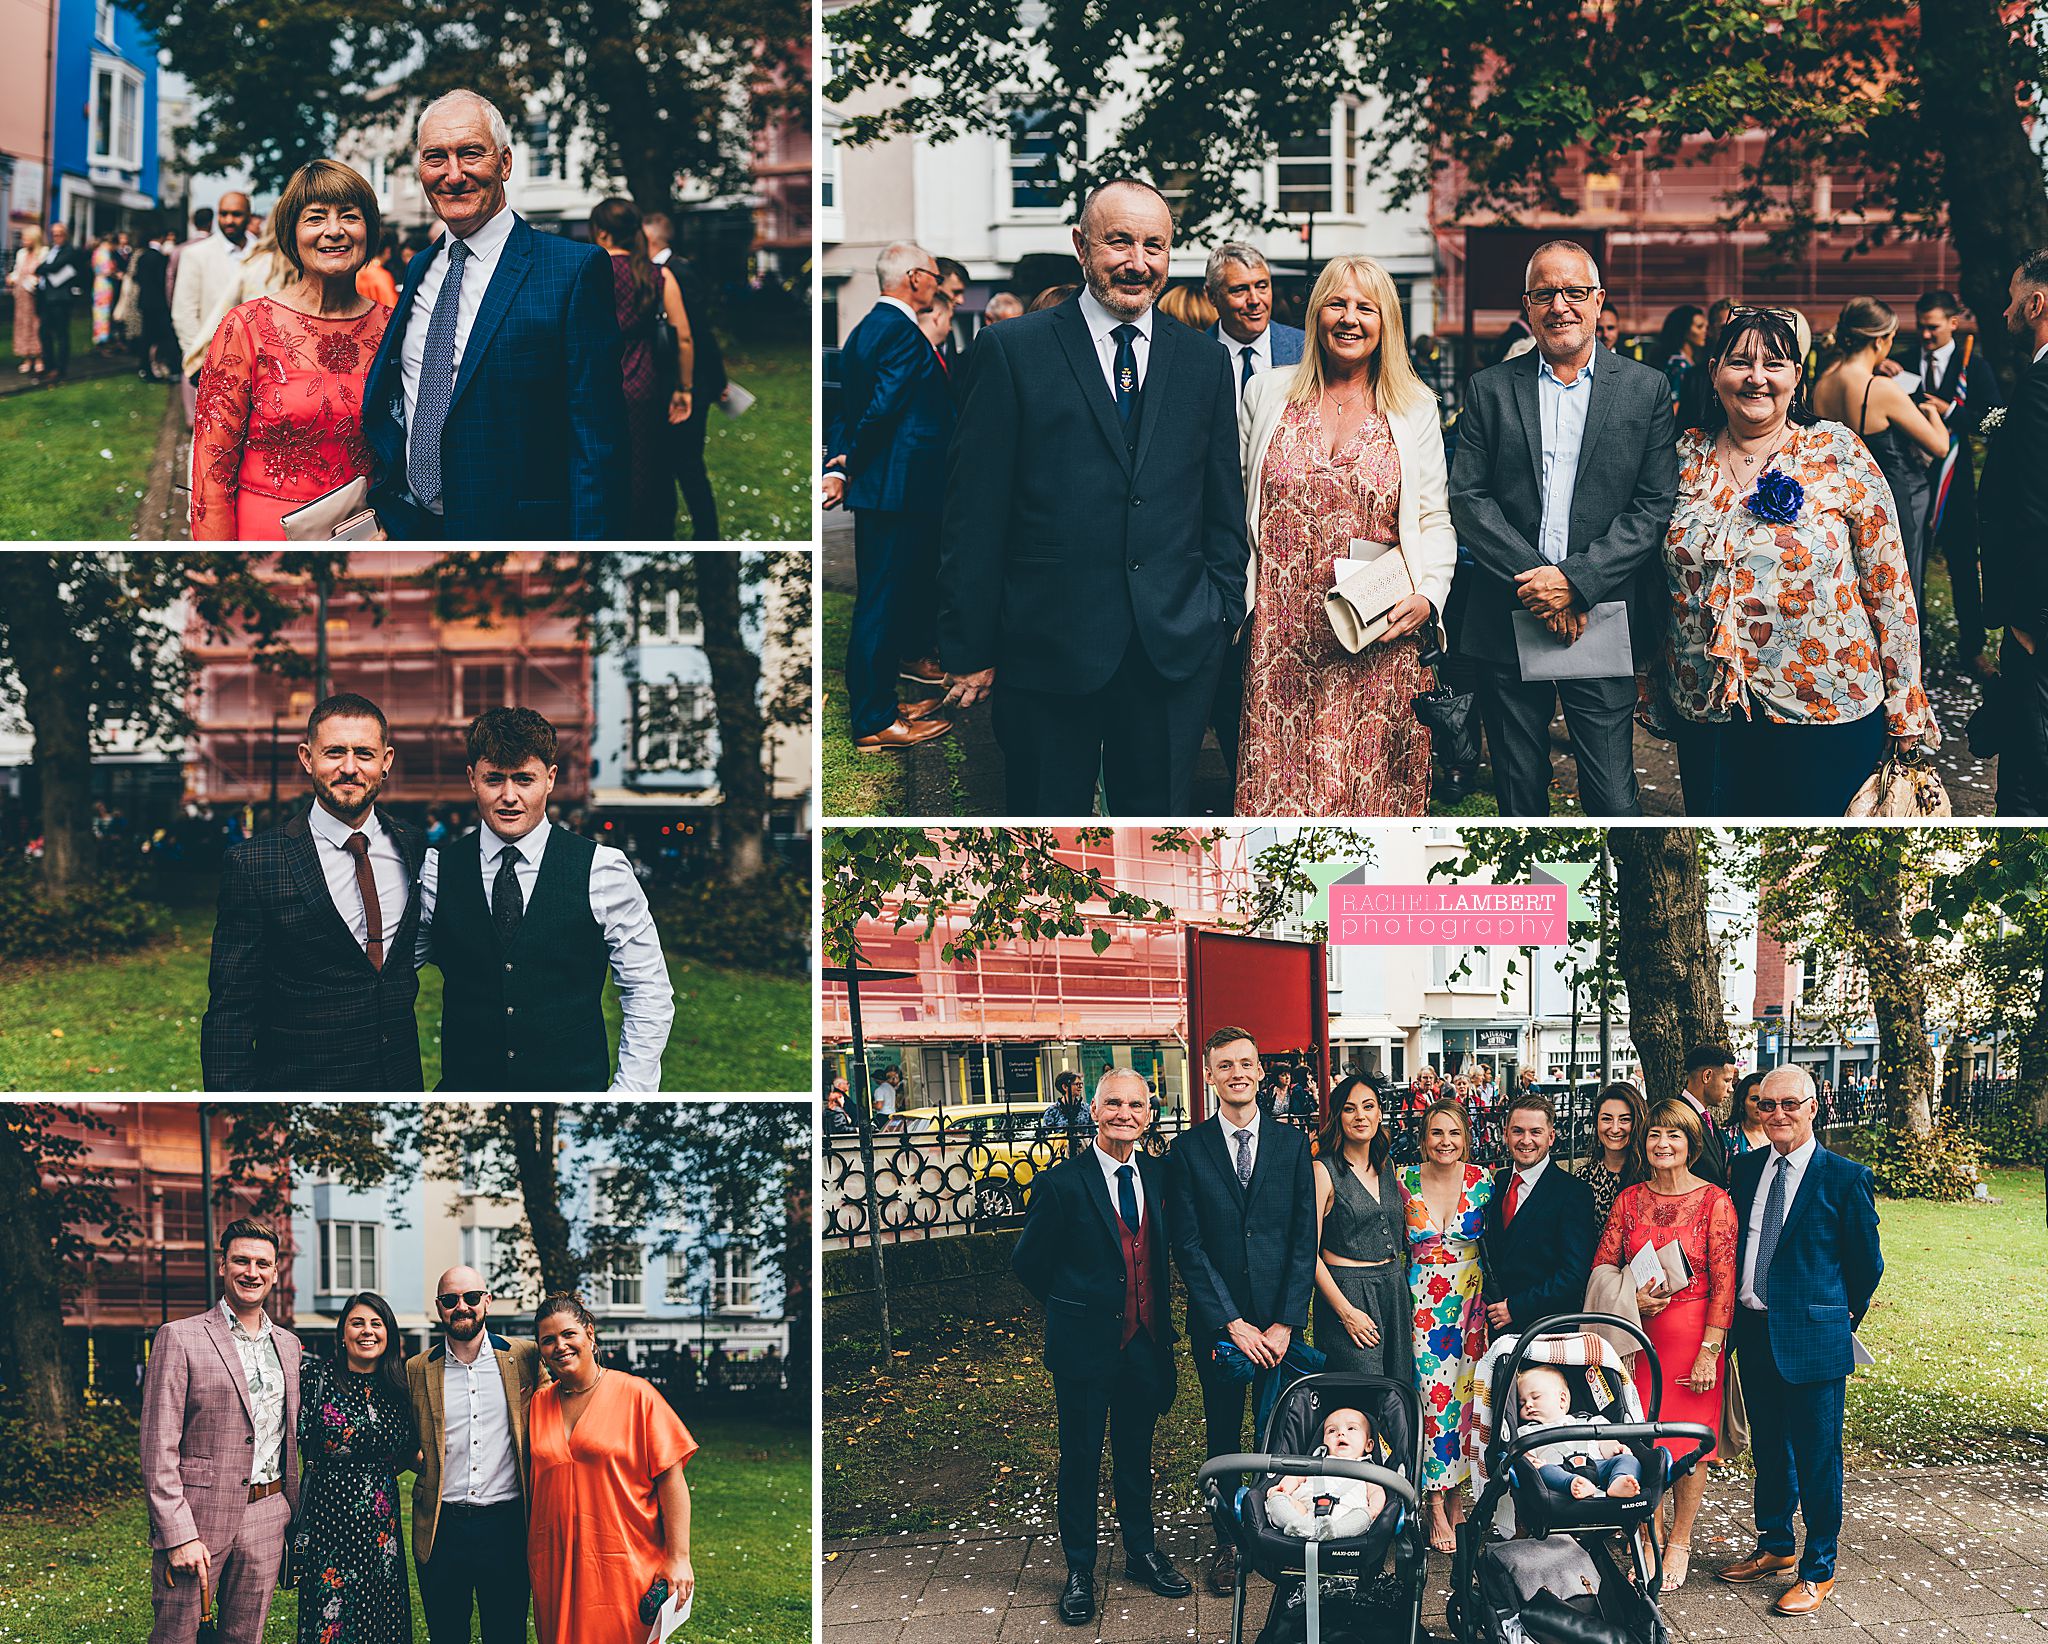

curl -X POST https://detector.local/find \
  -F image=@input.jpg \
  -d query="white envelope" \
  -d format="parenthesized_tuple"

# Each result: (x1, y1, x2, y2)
(643, 1585, 693, 1643)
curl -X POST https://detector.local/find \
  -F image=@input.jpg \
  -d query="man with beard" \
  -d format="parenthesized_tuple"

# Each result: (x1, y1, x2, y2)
(405, 1266, 544, 1644)
(200, 692, 428, 1090)
(938, 178, 1250, 813)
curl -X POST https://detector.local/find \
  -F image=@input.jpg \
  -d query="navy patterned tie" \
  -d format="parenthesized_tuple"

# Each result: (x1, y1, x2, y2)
(1112, 323, 1141, 425)
(1234, 1126, 1253, 1188)
(1754, 1154, 1791, 1306)
(1240, 345, 1256, 387)
(408, 237, 469, 506)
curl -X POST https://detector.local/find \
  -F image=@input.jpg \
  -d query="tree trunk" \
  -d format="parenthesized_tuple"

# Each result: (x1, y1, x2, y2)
(1916, 0, 2048, 390)
(504, 1105, 579, 1295)
(697, 553, 769, 885)
(0, 1116, 74, 1437)
(1611, 830, 1729, 1102)
(0, 556, 98, 902)
(579, 0, 680, 220)
(1841, 855, 1937, 1135)
(2022, 939, 2048, 1131)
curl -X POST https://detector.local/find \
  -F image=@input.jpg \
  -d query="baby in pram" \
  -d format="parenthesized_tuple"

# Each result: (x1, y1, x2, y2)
(1264, 1406, 1388, 1540)
(1514, 1366, 1643, 1501)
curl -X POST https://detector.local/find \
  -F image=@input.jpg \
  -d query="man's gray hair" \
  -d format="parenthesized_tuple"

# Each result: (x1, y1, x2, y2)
(1093, 1066, 1153, 1106)
(1205, 241, 1269, 302)
(417, 89, 513, 153)
(875, 240, 932, 291)
(1759, 1063, 1816, 1103)
(1525, 239, 1602, 290)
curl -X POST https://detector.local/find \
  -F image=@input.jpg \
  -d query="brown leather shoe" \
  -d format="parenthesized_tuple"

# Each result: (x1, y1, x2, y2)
(854, 715, 951, 751)
(899, 657, 946, 684)
(1773, 1578, 1834, 1615)
(1206, 1543, 1236, 1597)
(898, 695, 949, 723)
(1718, 1550, 1798, 1584)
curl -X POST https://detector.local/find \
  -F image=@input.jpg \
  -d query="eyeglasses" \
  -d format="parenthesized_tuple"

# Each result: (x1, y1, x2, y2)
(1752, 1097, 1810, 1114)
(436, 1289, 486, 1309)
(1524, 285, 1598, 308)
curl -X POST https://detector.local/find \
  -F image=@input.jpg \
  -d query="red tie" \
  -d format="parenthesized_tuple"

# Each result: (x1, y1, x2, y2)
(1503, 1171, 1524, 1226)
(933, 345, 949, 375)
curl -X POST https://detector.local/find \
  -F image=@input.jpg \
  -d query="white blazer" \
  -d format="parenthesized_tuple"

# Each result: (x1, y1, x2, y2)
(1238, 365, 1458, 622)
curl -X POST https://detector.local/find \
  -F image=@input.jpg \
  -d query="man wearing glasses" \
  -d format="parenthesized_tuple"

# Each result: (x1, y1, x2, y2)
(405, 1267, 544, 1643)
(1449, 239, 1678, 815)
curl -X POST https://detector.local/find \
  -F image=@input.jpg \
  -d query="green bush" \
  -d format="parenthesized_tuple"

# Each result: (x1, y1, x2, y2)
(0, 1393, 143, 1508)
(1862, 1119, 1984, 1202)
(1973, 1088, 2048, 1167)
(652, 863, 808, 978)
(0, 858, 164, 962)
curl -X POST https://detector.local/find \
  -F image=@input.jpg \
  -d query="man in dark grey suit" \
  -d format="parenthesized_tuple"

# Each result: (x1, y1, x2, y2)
(1166, 1026, 1316, 1596)
(938, 179, 1250, 814)
(1448, 239, 1679, 815)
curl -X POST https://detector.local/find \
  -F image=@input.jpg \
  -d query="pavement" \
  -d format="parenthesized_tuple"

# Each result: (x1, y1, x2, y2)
(822, 510, 2003, 817)
(823, 1464, 2048, 1643)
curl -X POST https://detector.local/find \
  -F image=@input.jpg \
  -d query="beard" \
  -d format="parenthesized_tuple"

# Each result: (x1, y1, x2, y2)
(314, 768, 384, 821)
(444, 1313, 485, 1341)
(1083, 262, 1161, 320)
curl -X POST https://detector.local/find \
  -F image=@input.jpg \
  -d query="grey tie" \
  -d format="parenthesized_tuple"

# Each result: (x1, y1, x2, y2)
(1754, 1154, 1791, 1306)
(1233, 1126, 1253, 1188)
(408, 236, 469, 505)
(492, 843, 524, 946)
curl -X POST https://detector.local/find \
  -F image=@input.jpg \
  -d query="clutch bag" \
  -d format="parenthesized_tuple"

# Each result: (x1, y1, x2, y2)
(1324, 540, 1415, 652)
(281, 475, 376, 541)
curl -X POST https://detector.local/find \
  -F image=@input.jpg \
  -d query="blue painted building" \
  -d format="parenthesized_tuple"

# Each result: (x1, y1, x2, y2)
(49, 0, 159, 236)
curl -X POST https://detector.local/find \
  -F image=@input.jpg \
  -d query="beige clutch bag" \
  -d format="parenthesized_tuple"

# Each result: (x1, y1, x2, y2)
(281, 476, 378, 541)
(1324, 540, 1415, 652)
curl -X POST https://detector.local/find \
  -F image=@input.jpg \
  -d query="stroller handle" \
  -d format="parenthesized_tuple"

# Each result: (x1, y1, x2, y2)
(1498, 1420, 1717, 1480)
(1197, 1454, 1420, 1508)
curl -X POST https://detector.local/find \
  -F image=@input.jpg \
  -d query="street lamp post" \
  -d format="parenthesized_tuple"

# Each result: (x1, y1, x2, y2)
(151, 1183, 167, 1332)
(199, 1105, 216, 1309)
(822, 957, 915, 1360)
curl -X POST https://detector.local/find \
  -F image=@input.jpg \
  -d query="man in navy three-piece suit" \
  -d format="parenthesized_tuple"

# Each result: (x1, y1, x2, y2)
(1718, 1064, 1883, 1618)
(361, 88, 628, 541)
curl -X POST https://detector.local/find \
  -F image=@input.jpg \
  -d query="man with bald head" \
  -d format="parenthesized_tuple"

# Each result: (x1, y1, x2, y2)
(404, 1266, 544, 1643)
(1719, 1065, 1882, 1618)
(939, 178, 1250, 813)
(170, 191, 251, 416)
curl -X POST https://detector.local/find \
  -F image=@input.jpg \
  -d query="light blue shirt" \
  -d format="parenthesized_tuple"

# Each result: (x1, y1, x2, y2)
(1536, 357, 1596, 565)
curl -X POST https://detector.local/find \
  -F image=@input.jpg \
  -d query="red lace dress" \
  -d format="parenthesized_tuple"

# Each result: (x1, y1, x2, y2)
(1593, 1180, 1738, 1456)
(191, 296, 390, 540)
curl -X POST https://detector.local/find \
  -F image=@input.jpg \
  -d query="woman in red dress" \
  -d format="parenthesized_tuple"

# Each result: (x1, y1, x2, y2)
(191, 159, 389, 539)
(1592, 1097, 1737, 1588)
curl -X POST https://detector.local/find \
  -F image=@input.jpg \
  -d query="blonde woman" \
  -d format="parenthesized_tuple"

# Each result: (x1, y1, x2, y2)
(1237, 254, 1456, 814)
(8, 225, 44, 373)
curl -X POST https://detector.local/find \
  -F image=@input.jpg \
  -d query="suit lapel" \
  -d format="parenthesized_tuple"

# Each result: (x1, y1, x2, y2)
(1775, 1145, 1827, 1245)
(1130, 314, 1176, 477)
(1571, 350, 1620, 492)
(427, 1343, 448, 1453)
(1053, 299, 1134, 475)
(1076, 1151, 1122, 1247)
(492, 1336, 529, 1494)
(1200, 1116, 1245, 1208)
(1512, 352, 1544, 498)
(203, 1309, 258, 1426)
(450, 217, 534, 412)
(283, 811, 374, 971)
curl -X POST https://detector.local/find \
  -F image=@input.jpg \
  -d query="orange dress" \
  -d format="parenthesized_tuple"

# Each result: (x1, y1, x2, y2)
(528, 1371, 698, 1644)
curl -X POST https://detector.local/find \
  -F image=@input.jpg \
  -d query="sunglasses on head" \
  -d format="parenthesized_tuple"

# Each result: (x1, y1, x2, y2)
(437, 1289, 486, 1310)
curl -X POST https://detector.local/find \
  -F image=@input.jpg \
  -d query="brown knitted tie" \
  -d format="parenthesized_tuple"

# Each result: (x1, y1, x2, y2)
(342, 832, 384, 970)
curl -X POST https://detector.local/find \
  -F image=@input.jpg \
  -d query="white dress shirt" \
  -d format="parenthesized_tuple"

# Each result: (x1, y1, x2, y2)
(1219, 1107, 1262, 1180)
(440, 1341, 521, 1507)
(876, 295, 922, 330)
(1224, 325, 1274, 414)
(1094, 1142, 1145, 1227)
(1920, 338, 1954, 391)
(415, 818, 676, 1092)
(400, 205, 521, 513)
(1504, 1151, 1551, 1210)
(306, 802, 410, 959)
(219, 1298, 286, 1486)
(1536, 357, 1595, 564)
(2035, 341, 2048, 367)
(1078, 288, 1153, 399)
(1738, 1135, 1817, 1310)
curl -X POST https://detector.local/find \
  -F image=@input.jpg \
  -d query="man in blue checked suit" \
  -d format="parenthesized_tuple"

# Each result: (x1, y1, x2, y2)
(1718, 1064, 1882, 1618)
(361, 89, 629, 540)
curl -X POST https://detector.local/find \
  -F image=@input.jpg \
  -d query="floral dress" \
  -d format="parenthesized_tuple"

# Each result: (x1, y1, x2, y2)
(1402, 1162, 1493, 1490)
(91, 240, 116, 344)
(295, 1356, 416, 1644)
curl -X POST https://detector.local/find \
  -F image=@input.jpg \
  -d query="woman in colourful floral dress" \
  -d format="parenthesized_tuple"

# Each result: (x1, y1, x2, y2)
(1657, 306, 1936, 814)
(295, 1292, 416, 1644)
(1401, 1096, 1493, 1553)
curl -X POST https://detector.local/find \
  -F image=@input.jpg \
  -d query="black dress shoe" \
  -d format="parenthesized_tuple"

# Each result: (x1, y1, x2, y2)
(1124, 1550, 1192, 1597)
(1207, 1543, 1238, 1596)
(1059, 1568, 1096, 1625)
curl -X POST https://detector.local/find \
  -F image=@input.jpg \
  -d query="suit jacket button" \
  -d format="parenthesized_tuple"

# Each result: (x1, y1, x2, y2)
(505, 962, 514, 973)
(506, 1006, 515, 1015)
(1129, 560, 1141, 571)
(508, 1050, 516, 1059)
(1131, 496, 1142, 507)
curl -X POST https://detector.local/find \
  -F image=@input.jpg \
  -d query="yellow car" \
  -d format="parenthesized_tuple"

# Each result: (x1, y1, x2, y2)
(892, 1102, 1063, 1219)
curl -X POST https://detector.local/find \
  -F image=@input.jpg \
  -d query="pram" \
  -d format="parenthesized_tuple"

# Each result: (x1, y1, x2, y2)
(1446, 1313, 1715, 1644)
(1198, 1370, 1429, 1644)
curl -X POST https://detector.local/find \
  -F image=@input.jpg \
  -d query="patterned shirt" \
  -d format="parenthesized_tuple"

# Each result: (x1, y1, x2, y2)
(1660, 421, 1936, 744)
(220, 1297, 286, 1485)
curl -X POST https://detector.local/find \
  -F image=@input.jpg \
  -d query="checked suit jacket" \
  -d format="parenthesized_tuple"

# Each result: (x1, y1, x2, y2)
(1730, 1143, 1882, 1385)
(200, 806, 428, 1091)
(404, 1330, 543, 1563)
(360, 212, 630, 540)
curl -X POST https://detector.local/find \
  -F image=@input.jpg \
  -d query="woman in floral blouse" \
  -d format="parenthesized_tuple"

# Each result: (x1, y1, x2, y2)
(295, 1291, 416, 1644)
(192, 159, 389, 539)
(1657, 307, 1937, 814)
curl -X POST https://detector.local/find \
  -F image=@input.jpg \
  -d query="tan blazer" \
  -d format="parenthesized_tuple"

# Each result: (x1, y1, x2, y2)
(405, 1331, 543, 1562)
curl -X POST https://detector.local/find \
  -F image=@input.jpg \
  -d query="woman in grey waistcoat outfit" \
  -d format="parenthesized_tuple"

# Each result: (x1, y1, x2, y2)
(1311, 1075, 1414, 1385)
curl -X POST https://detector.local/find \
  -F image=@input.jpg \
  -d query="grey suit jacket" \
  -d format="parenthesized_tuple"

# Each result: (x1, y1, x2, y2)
(1447, 346, 1679, 666)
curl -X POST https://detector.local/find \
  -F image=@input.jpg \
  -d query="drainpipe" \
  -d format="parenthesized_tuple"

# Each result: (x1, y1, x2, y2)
(43, 0, 57, 230)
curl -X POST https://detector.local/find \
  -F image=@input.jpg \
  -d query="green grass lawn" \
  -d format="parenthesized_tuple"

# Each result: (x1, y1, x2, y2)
(0, 307, 93, 370)
(823, 1166, 2048, 1538)
(0, 371, 166, 540)
(702, 330, 808, 542)
(0, 902, 808, 1094)
(0, 1409, 810, 1644)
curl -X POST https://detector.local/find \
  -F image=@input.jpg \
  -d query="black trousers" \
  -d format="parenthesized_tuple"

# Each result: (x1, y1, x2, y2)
(1053, 1333, 1166, 1572)
(417, 1499, 530, 1644)
(668, 402, 720, 540)
(38, 299, 74, 376)
(1475, 664, 1640, 816)
(1207, 634, 1246, 787)
(995, 632, 1224, 815)
(1194, 1342, 1274, 1513)
(1932, 469, 1984, 661)
(1997, 627, 2048, 816)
